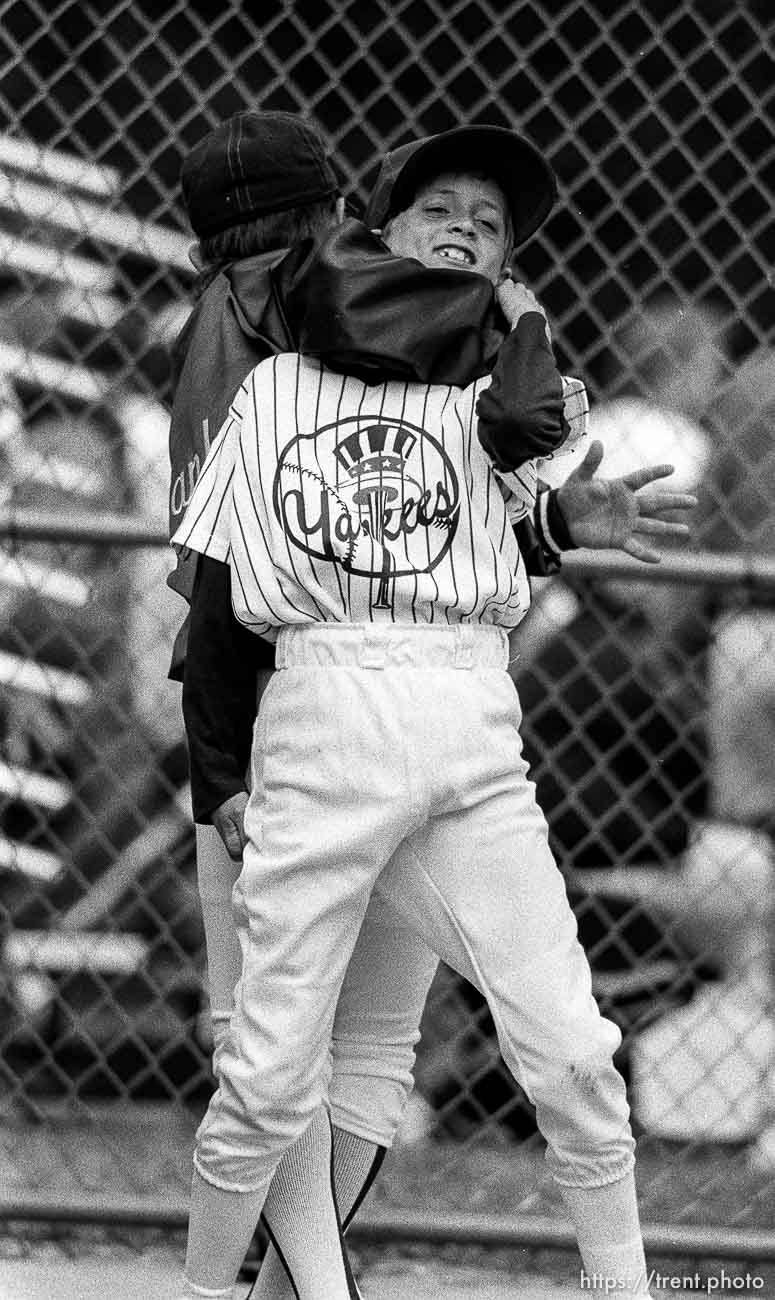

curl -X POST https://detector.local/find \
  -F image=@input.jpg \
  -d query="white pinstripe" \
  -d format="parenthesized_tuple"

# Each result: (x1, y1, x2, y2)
(172, 353, 551, 635)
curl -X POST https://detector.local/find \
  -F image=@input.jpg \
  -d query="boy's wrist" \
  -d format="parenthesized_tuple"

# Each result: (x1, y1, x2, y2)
(538, 487, 577, 557)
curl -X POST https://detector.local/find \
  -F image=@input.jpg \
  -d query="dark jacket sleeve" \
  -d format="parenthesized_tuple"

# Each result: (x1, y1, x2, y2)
(476, 313, 568, 471)
(182, 555, 275, 823)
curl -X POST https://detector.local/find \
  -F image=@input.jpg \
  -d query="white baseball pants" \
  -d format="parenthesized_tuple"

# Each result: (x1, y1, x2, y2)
(194, 623, 634, 1195)
(196, 820, 437, 1146)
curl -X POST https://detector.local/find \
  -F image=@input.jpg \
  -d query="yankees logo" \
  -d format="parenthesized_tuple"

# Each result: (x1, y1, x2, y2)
(274, 416, 460, 609)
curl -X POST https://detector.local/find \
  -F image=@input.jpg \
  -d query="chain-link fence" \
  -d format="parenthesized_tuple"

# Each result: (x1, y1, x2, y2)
(1, 0, 774, 1262)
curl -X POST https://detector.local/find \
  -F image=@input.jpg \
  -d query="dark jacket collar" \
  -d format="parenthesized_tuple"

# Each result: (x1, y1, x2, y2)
(275, 218, 505, 387)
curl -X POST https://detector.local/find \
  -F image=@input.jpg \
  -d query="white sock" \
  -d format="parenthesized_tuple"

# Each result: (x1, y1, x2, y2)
(185, 1169, 266, 1295)
(249, 1106, 357, 1300)
(249, 1125, 382, 1297)
(559, 1173, 652, 1296)
(208, 1021, 378, 1299)
(248, 1119, 383, 1297)
(332, 1125, 386, 1228)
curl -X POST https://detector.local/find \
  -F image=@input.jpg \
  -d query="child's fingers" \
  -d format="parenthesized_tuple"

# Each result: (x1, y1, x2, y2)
(634, 517, 691, 536)
(621, 463, 675, 489)
(572, 439, 605, 479)
(636, 490, 698, 513)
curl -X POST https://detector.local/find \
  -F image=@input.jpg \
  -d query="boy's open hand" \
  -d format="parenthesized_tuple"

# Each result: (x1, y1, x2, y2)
(212, 790, 249, 862)
(556, 439, 698, 564)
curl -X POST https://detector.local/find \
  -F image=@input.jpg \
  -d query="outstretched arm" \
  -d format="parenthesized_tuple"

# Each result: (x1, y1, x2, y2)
(556, 439, 698, 563)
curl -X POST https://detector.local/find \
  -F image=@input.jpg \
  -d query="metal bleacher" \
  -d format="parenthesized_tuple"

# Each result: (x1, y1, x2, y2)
(0, 135, 200, 1057)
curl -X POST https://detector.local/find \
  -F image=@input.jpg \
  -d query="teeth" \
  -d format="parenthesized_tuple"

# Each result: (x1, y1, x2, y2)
(438, 247, 471, 264)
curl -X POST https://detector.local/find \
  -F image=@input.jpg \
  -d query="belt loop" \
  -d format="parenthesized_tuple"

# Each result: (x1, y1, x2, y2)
(455, 623, 474, 669)
(360, 632, 386, 669)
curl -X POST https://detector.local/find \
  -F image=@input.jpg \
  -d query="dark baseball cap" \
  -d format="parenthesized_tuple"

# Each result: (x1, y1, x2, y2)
(364, 124, 557, 250)
(181, 110, 341, 238)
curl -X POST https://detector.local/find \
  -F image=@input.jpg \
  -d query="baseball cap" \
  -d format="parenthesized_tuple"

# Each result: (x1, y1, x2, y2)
(181, 110, 341, 238)
(364, 124, 557, 250)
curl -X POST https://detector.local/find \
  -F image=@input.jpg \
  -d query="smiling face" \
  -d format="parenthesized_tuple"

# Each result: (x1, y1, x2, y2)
(382, 172, 512, 286)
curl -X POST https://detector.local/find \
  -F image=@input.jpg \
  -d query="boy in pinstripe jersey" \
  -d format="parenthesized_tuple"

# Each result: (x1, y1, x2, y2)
(171, 113, 561, 1300)
(172, 123, 693, 1298)
(170, 113, 684, 1300)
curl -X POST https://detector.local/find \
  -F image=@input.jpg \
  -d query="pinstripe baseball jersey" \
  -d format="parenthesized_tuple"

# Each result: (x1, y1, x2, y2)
(172, 351, 586, 638)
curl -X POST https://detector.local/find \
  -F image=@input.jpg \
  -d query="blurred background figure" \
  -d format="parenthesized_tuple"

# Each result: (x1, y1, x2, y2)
(516, 295, 728, 871)
(611, 348, 775, 1165)
(700, 350, 775, 828)
(579, 295, 725, 618)
(555, 295, 722, 485)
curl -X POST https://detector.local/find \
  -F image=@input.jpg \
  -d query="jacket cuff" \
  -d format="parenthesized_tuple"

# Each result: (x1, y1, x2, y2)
(191, 774, 249, 826)
(536, 487, 577, 558)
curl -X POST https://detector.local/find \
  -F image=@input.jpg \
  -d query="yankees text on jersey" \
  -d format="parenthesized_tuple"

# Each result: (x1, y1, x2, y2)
(172, 353, 584, 637)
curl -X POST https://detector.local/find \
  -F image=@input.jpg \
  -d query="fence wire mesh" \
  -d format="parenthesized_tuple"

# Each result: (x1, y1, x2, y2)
(0, 0, 774, 1255)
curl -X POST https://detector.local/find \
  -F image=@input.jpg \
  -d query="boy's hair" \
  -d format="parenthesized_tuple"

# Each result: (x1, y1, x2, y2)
(193, 197, 338, 296)
(181, 110, 343, 294)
